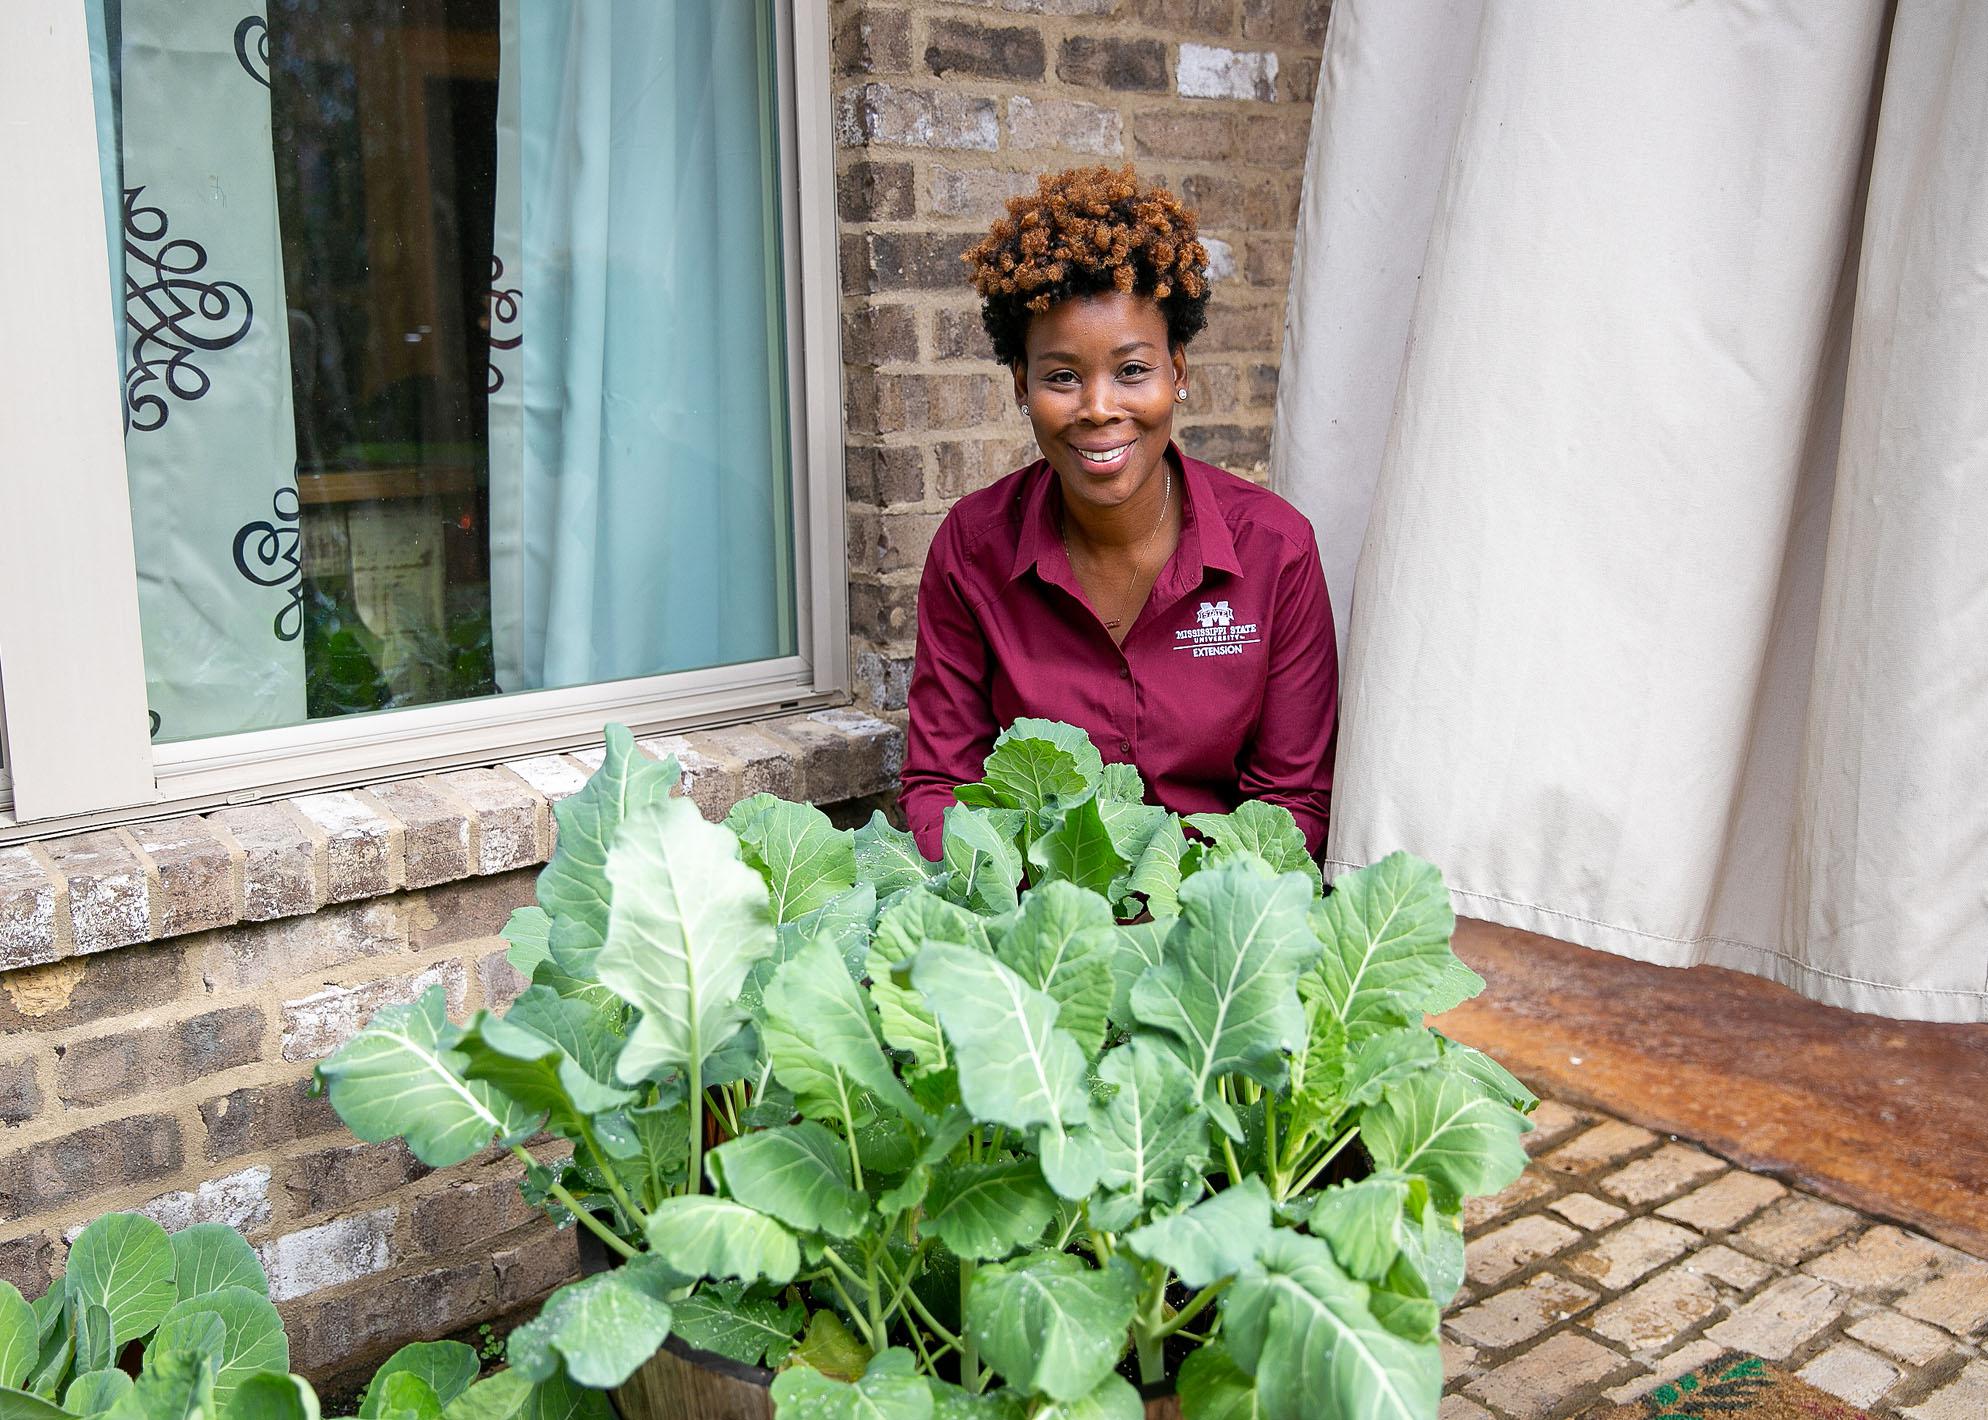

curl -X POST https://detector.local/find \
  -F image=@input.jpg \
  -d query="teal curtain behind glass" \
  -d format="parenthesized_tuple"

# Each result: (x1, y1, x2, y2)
(489, 0, 797, 693)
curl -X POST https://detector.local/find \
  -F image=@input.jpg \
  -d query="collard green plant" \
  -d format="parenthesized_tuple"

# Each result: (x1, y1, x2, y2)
(0, 1213, 579, 1420)
(314, 720, 1536, 1418)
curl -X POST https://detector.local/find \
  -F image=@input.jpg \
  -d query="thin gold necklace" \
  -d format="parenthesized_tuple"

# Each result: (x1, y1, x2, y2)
(1060, 464, 1173, 630)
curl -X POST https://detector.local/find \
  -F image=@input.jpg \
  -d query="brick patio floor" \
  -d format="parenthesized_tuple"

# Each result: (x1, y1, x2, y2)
(1442, 1100, 1988, 1419)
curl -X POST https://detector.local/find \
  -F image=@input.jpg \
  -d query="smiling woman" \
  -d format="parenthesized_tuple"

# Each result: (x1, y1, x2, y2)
(899, 166, 1339, 862)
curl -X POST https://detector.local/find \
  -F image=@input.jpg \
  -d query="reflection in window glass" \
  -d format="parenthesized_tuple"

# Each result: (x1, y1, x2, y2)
(92, 1, 796, 743)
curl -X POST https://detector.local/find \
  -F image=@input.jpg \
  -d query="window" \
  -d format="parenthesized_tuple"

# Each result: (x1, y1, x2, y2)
(0, 1, 843, 831)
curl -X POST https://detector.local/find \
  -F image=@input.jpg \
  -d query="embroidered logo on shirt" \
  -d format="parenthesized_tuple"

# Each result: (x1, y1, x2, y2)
(1176, 603, 1259, 658)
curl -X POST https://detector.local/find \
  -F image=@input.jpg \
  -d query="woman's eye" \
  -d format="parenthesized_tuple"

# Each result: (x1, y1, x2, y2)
(1119, 363, 1152, 379)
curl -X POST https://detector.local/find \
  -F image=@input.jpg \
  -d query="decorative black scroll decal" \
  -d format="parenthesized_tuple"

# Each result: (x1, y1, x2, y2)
(122, 186, 254, 434)
(149, 711, 162, 739)
(485, 255, 522, 393)
(235, 16, 271, 87)
(232, 485, 304, 642)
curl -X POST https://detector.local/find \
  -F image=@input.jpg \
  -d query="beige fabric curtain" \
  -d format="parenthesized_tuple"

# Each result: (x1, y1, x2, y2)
(1274, 0, 1988, 1022)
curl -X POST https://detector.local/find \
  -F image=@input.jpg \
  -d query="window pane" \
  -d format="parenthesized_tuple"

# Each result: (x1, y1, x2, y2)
(95, 0, 796, 744)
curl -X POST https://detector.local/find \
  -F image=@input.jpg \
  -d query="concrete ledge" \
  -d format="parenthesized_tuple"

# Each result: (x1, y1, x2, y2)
(0, 710, 902, 965)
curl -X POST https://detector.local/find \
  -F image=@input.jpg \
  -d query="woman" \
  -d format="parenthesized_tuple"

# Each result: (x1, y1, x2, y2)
(900, 166, 1337, 861)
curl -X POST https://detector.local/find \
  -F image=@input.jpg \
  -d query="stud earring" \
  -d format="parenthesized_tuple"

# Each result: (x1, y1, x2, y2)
(1019, 403, 1029, 417)
(1176, 387, 1188, 402)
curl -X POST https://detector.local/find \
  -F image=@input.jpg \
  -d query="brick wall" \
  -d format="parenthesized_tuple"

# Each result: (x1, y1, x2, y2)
(833, 0, 1330, 714)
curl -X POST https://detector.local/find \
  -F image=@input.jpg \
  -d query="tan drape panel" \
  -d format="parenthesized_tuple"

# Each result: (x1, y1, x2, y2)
(1275, 0, 1988, 1021)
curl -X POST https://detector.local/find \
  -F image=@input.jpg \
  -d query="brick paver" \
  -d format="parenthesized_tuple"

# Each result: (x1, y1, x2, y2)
(1443, 1100, 1988, 1419)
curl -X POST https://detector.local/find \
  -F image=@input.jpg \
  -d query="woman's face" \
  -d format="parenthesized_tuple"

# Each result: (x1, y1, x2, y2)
(1015, 291, 1188, 514)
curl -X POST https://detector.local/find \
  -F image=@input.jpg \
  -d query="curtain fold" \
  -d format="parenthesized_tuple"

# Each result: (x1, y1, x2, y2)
(1276, 0, 1988, 1021)
(489, 0, 795, 694)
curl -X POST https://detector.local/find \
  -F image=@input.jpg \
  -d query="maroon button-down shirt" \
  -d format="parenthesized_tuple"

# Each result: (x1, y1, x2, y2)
(901, 446, 1337, 860)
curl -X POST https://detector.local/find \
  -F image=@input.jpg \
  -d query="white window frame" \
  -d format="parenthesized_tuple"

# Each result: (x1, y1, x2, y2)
(0, 1, 846, 839)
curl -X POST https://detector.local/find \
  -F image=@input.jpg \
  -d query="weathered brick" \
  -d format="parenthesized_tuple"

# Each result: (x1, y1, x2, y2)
(1133, 108, 1236, 161)
(1007, 96, 1124, 156)
(1131, 0, 1236, 32)
(849, 580, 921, 646)
(847, 444, 928, 506)
(994, 0, 1118, 13)
(937, 437, 1038, 500)
(260, 1207, 396, 1302)
(1565, 1218, 1699, 1292)
(212, 803, 324, 922)
(1704, 1274, 1841, 1359)
(292, 792, 401, 902)
(47, 831, 151, 953)
(0, 1056, 41, 1127)
(0, 1232, 53, 1297)
(1200, 235, 1238, 283)
(1438, 1400, 1495, 1420)
(1466, 1214, 1581, 1287)
(0, 847, 61, 970)
(1462, 1166, 1556, 1232)
(1244, 361, 1280, 408)
(439, 767, 547, 875)
(198, 899, 408, 991)
(871, 511, 946, 574)
(1736, 1194, 1861, 1265)
(141, 1164, 272, 1234)
(692, 725, 799, 803)
(1058, 36, 1167, 92)
(56, 1004, 265, 1107)
(1683, 1243, 1774, 1291)
(1600, 1339, 1725, 1406)
(1539, 1119, 1658, 1175)
(1805, 1225, 1949, 1293)
(1176, 42, 1278, 101)
(1245, 232, 1293, 285)
(1656, 1169, 1786, 1232)
(1795, 1342, 1901, 1408)
(280, 961, 468, 1062)
(1282, 56, 1320, 104)
(838, 160, 916, 223)
(1896, 1265, 1988, 1336)
(860, 232, 982, 295)
(1549, 1194, 1628, 1232)
(131, 816, 239, 938)
(844, 304, 919, 367)
(408, 874, 531, 950)
(477, 947, 530, 1014)
(1447, 1273, 1597, 1349)
(837, 83, 999, 151)
(1242, 0, 1330, 45)
(493, 1227, 578, 1309)
(286, 1139, 424, 1217)
(632, 734, 740, 816)
(1598, 1144, 1726, 1207)
(763, 709, 904, 803)
(926, 167, 1041, 222)
(1901, 1361, 1988, 1420)
(926, 19, 1044, 80)
(1178, 422, 1270, 470)
(1195, 300, 1282, 353)
(1466, 1331, 1631, 1420)
(200, 1079, 343, 1162)
(287, 1258, 495, 1379)
(1585, 1265, 1721, 1352)
(834, 5, 910, 76)
(1846, 1309, 1957, 1366)
(0, 1113, 183, 1213)
(502, 756, 592, 816)
(855, 650, 914, 713)
(932, 305, 994, 363)
(412, 1171, 540, 1255)
(368, 778, 473, 890)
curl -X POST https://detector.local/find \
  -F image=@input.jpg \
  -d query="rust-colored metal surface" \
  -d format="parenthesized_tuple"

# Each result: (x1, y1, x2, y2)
(1434, 919, 1988, 1259)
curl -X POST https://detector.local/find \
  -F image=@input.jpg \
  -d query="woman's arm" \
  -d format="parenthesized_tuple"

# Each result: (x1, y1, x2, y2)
(900, 528, 999, 860)
(1236, 528, 1338, 855)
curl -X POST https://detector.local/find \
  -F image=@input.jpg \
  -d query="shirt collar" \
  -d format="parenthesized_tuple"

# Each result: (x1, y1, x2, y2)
(1008, 443, 1243, 589)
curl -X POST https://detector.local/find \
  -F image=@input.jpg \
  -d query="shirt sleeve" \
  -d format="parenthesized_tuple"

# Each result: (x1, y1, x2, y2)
(900, 522, 999, 860)
(1236, 525, 1338, 856)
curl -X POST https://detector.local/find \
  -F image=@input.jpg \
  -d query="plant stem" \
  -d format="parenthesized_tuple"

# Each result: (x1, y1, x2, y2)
(1288, 1126, 1359, 1198)
(575, 1121, 650, 1237)
(959, 1258, 979, 1392)
(1221, 1132, 1244, 1187)
(510, 1147, 637, 1260)
(865, 1250, 889, 1356)
(1133, 1268, 1169, 1386)
(820, 1269, 876, 1349)
(893, 1269, 965, 1351)
(1262, 1094, 1280, 1192)
(1155, 1278, 1230, 1338)
(687, 1056, 705, 1195)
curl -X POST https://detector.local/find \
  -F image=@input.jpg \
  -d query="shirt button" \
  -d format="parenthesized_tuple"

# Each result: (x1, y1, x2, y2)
(1118, 739, 1132, 754)
(1117, 666, 1130, 679)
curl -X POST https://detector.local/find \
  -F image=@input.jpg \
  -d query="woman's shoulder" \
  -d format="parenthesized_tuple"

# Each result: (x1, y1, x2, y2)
(1181, 452, 1319, 555)
(933, 458, 1050, 560)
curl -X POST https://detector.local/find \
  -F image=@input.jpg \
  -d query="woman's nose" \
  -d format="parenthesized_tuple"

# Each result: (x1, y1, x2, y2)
(1078, 376, 1117, 421)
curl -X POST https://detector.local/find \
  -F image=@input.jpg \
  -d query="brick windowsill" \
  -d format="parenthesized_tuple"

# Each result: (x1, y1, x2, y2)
(0, 708, 904, 970)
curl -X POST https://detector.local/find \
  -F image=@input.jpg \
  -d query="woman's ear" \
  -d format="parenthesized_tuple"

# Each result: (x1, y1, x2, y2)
(1011, 361, 1029, 410)
(1171, 343, 1189, 392)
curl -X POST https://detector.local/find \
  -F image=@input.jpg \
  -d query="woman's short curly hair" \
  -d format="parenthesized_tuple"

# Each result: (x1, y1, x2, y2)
(962, 165, 1210, 368)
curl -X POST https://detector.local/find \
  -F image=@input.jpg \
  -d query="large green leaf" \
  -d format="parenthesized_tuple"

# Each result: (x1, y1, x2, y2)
(0, 1387, 68, 1419)
(912, 946, 1088, 1136)
(727, 796, 859, 923)
(1026, 1376, 1143, 1420)
(1097, 763, 1145, 804)
(222, 1371, 320, 1420)
(768, 1348, 932, 1420)
(359, 1342, 479, 1416)
(1123, 817, 1188, 919)
(1361, 1071, 1529, 1208)
(644, 1197, 799, 1286)
(505, 1260, 675, 1391)
(1174, 1341, 1262, 1420)
(706, 1123, 867, 1239)
(170, 1225, 268, 1303)
(987, 720, 1103, 786)
(1435, 1037, 1538, 1113)
(502, 907, 553, 983)
(102, 1346, 215, 1420)
(1307, 1176, 1411, 1284)
(366, 1373, 444, 1420)
(977, 735, 1089, 815)
(1186, 802, 1323, 894)
(536, 724, 680, 951)
(1085, 1038, 1208, 1232)
(72, 1302, 112, 1377)
(1123, 1179, 1272, 1289)
(65, 1214, 176, 1348)
(855, 812, 939, 898)
(964, 1254, 1136, 1404)
(778, 884, 877, 985)
(788, 1311, 870, 1382)
(1129, 861, 1320, 1121)
(990, 882, 1117, 1058)
(926, 1383, 1028, 1420)
(1103, 921, 1169, 1026)
(454, 997, 635, 1142)
(596, 796, 777, 1086)
(1308, 855, 1455, 1039)
(0, 1284, 33, 1390)
(315, 987, 538, 1166)
(939, 808, 1024, 916)
(922, 1160, 1056, 1262)
(762, 939, 920, 1131)
(1222, 1231, 1438, 1420)
(147, 1287, 286, 1413)
(665, 1292, 804, 1368)
(61, 1368, 135, 1417)
(1026, 793, 1128, 901)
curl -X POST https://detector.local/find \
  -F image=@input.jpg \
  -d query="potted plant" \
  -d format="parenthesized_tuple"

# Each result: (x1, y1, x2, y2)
(314, 720, 1536, 1419)
(0, 1210, 594, 1418)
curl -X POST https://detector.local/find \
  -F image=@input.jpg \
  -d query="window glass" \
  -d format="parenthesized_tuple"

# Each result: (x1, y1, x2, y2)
(93, 0, 796, 744)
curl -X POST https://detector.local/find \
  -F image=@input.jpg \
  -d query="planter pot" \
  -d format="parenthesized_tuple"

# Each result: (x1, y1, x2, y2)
(609, 1337, 1182, 1420)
